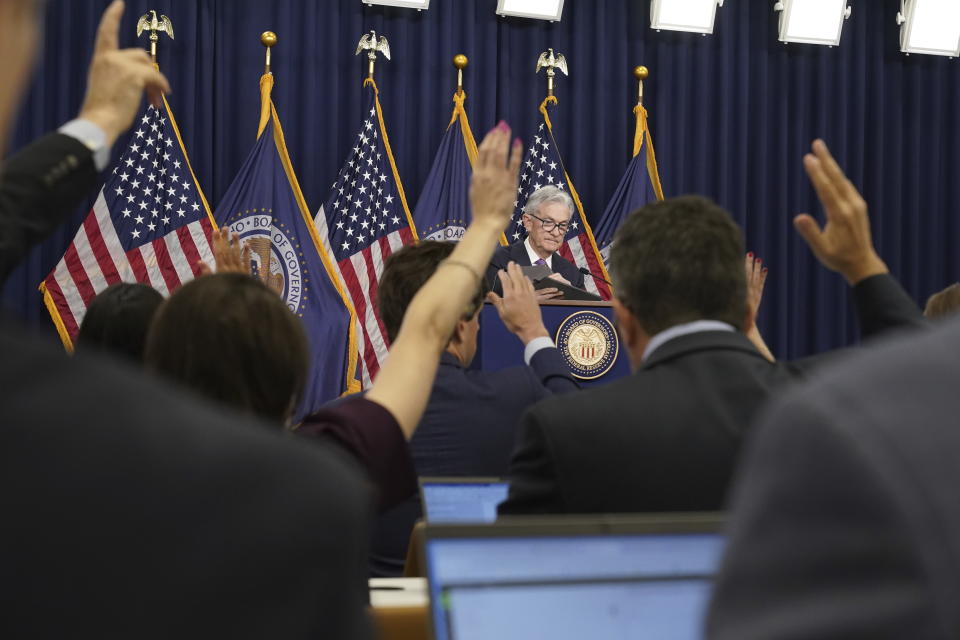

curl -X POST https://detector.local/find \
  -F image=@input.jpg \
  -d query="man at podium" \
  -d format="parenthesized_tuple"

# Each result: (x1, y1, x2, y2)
(486, 186, 585, 299)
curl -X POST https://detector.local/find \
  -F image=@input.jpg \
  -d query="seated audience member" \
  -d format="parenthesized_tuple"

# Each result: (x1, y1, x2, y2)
(498, 139, 924, 516)
(707, 312, 960, 639)
(924, 282, 960, 319)
(370, 241, 579, 575)
(0, 0, 524, 634)
(75, 282, 162, 363)
(298, 125, 525, 509)
(486, 185, 586, 299)
(145, 272, 308, 426)
(0, 2, 374, 636)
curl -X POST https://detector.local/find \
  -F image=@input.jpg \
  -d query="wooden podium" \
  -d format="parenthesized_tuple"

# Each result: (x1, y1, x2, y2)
(472, 300, 631, 388)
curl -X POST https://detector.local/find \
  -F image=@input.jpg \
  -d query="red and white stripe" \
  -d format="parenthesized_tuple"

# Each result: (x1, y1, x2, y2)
(43, 191, 215, 340)
(559, 233, 612, 299)
(313, 205, 413, 386)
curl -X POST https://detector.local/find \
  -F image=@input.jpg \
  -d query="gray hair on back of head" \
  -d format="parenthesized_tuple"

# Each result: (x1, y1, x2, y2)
(523, 186, 574, 219)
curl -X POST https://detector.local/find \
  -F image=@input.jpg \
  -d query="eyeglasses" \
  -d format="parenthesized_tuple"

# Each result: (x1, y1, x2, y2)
(528, 213, 569, 233)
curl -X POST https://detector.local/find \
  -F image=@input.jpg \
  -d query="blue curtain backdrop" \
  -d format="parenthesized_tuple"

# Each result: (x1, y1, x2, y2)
(4, 0, 959, 360)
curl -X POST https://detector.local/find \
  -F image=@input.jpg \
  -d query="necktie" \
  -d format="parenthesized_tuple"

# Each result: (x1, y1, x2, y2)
(534, 258, 546, 266)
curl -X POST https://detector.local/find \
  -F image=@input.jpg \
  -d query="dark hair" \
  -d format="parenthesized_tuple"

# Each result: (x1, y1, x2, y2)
(76, 283, 164, 363)
(924, 282, 960, 319)
(144, 273, 308, 424)
(377, 241, 488, 344)
(609, 195, 747, 334)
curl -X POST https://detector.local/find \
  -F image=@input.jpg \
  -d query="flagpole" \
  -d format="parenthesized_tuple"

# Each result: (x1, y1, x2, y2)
(634, 65, 649, 107)
(261, 31, 277, 74)
(453, 54, 468, 96)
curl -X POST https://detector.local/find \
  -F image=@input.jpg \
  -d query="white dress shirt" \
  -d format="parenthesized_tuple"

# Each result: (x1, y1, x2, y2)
(524, 237, 552, 270)
(642, 320, 736, 362)
(58, 119, 111, 171)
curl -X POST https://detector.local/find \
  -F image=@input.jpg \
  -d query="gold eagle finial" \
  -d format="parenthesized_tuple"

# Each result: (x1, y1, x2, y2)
(136, 9, 174, 62)
(535, 48, 568, 98)
(355, 30, 391, 80)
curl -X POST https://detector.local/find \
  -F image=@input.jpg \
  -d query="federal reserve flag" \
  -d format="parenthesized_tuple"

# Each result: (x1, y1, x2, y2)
(40, 98, 216, 348)
(507, 97, 612, 300)
(412, 89, 478, 242)
(215, 73, 359, 417)
(313, 79, 418, 386)
(594, 103, 664, 265)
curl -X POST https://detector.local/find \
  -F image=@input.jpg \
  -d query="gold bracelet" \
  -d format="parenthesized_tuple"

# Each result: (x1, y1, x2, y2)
(439, 258, 483, 286)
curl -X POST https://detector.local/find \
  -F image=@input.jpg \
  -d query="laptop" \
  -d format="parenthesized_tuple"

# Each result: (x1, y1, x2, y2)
(418, 477, 510, 524)
(421, 513, 724, 640)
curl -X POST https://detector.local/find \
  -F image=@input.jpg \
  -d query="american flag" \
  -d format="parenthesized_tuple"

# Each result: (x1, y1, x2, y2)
(508, 99, 612, 300)
(313, 80, 417, 386)
(40, 99, 215, 346)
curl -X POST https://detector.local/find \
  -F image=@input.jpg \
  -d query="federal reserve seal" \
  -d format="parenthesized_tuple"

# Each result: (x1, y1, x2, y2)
(555, 311, 619, 380)
(226, 211, 309, 317)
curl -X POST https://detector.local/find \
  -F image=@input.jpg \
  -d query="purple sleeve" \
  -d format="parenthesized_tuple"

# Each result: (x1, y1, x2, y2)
(297, 397, 417, 512)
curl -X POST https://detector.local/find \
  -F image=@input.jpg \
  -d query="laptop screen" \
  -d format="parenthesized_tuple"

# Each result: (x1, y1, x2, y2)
(424, 520, 723, 640)
(420, 480, 510, 523)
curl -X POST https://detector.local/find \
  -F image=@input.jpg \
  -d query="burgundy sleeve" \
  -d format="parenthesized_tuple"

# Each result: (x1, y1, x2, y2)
(297, 397, 417, 512)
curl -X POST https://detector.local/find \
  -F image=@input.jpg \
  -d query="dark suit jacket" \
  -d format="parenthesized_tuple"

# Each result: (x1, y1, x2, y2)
(0, 327, 374, 638)
(0, 132, 377, 637)
(707, 317, 960, 639)
(0, 133, 100, 283)
(486, 240, 586, 294)
(498, 274, 924, 516)
(370, 348, 578, 576)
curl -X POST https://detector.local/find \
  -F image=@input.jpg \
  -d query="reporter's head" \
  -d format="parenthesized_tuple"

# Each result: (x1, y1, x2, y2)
(609, 196, 747, 367)
(377, 241, 488, 365)
(144, 273, 308, 425)
(0, 0, 46, 154)
(77, 282, 163, 363)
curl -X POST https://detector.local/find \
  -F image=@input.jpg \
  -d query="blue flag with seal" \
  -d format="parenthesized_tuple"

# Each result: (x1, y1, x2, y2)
(594, 103, 665, 266)
(214, 73, 360, 419)
(413, 89, 478, 242)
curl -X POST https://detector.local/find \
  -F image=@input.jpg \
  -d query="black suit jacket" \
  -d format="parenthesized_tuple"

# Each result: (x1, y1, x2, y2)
(0, 133, 99, 283)
(0, 327, 374, 638)
(486, 240, 586, 294)
(498, 274, 924, 515)
(370, 348, 578, 576)
(0, 133, 376, 637)
(707, 317, 960, 639)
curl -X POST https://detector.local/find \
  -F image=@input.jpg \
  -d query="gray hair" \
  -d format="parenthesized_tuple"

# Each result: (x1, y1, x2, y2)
(523, 186, 574, 220)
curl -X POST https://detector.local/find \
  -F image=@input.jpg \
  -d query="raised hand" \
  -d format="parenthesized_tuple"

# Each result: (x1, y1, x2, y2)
(487, 261, 550, 343)
(197, 227, 251, 276)
(745, 252, 767, 319)
(469, 121, 523, 232)
(78, 0, 172, 147)
(794, 139, 887, 285)
(744, 252, 775, 362)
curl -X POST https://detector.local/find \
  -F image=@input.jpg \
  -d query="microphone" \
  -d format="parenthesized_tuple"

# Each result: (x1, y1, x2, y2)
(579, 266, 613, 286)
